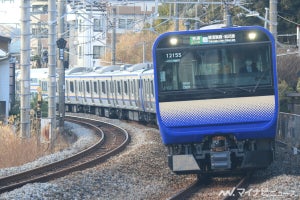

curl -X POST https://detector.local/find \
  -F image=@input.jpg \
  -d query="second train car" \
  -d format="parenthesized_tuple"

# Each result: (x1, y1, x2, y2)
(152, 26, 278, 174)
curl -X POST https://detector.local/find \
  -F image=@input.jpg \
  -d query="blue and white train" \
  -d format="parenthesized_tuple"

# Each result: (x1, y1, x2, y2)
(152, 26, 278, 174)
(64, 63, 156, 123)
(19, 25, 278, 175)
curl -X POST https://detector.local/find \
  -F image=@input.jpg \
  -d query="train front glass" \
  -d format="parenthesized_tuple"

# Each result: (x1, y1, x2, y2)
(154, 29, 274, 103)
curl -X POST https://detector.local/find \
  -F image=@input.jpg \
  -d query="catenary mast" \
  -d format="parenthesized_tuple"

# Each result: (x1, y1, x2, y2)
(20, 0, 31, 138)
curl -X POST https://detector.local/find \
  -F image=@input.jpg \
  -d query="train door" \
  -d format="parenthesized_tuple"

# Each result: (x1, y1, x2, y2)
(123, 79, 129, 107)
(144, 78, 154, 111)
(133, 79, 140, 109)
(106, 80, 114, 105)
(113, 80, 118, 106)
(128, 79, 133, 107)
(75, 80, 79, 102)
(90, 80, 98, 103)
(137, 78, 142, 110)
(142, 79, 148, 111)
(83, 80, 88, 103)
(129, 79, 135, 108)
(98, 80, 102, 104)
(119, 80, 126, 107)
(78, 80, 84, 104)
(150, 79, 155, 109)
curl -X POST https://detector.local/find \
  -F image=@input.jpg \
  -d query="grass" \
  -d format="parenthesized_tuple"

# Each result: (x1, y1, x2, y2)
(0, 120, 75, 169)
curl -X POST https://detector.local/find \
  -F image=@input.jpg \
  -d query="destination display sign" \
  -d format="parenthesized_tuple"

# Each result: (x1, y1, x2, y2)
(190, 33, 236, 45)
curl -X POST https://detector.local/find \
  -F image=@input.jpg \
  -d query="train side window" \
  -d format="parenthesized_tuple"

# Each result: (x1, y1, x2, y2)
(70, 81, 74, 93)
(124, 80, 128, 95)
(93, 81, 97, 94)
(150, 80, 154, 96)
(79, 81, 82, 92)
(117, 81, 121, 94)
(102, 81, 106, 94)
(86, 81, 90, 93)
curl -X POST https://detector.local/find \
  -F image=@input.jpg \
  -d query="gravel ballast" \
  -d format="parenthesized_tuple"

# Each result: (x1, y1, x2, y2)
(1, 115, 300, 200)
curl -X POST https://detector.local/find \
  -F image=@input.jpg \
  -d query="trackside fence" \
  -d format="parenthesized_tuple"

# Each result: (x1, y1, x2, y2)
(277, 112, 300, 148)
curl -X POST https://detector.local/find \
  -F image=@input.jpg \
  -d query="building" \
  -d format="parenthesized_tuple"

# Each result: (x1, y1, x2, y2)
(30, 0, 157, 69)
(0, 35, 11, 122)
(67, 0, 157, 68)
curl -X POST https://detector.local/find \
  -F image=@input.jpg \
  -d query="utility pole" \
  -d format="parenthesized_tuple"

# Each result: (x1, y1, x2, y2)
(223, 1, 232, 27)
(297, 26, 300, 56)
(57, 0, 66, 133)
(174, 0, 179, 31)
(48, 0, 57, 148)
(269, 0, 277, 41)
(20, 0, 31, 138)
(111, 7, 116, 65)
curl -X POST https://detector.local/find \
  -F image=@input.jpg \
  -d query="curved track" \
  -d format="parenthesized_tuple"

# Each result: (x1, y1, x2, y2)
(0, 115, 130, 194)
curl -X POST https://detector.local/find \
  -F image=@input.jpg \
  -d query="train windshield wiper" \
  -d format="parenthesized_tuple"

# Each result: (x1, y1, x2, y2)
(252, 71, 269, 92)
(234, 86, 255, 93)
(209, 87, 229, 95)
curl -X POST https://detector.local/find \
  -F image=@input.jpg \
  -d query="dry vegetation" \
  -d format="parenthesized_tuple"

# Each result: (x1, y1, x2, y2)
(0, 121, 75, 169)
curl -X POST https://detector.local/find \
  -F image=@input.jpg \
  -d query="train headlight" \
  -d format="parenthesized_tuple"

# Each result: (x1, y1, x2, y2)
(248, 32, 257, 40)
(170, 37, 178, 46)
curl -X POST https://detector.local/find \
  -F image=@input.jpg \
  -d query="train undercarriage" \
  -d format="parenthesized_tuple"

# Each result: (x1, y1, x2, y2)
(167, 135, 275, 174)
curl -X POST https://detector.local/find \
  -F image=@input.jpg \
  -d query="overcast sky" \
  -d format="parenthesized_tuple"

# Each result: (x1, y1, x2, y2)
(0, 1, 20, 24)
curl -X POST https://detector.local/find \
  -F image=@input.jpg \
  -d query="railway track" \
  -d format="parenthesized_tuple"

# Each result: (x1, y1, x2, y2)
(168, 172, 252, 200)
(0, 115, 130, 194)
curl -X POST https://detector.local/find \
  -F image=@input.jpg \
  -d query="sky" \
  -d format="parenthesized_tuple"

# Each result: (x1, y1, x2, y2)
(0, 1, 20, 24)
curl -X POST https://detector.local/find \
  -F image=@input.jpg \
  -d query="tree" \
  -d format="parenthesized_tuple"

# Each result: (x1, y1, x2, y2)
(277, 54, 300, 90)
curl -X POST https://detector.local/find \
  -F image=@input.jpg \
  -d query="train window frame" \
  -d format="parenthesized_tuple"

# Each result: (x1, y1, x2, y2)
(151, 80, 154, 97)
(93, 81, 98, 94)
(124, 80, 128, 95)
(154, 29, 275, 102)
(86, 81, 90, 94)
(117, 81, 121, 95)
(70, 81, 74, 93)
(102, 81, 106, 94)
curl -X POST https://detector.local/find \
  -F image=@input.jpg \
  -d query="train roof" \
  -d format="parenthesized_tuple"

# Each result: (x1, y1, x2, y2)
(66, 63, 153, 78)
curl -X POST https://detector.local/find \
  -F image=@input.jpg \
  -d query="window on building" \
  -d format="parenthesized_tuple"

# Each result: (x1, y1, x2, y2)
(94, 18, 104, 32)
(118, 19, 126, 29)
(118, 18, 134, 29)
(93, 46, 105, 59)
(32, 5, 47, 13)
(127, 19, 134, 29)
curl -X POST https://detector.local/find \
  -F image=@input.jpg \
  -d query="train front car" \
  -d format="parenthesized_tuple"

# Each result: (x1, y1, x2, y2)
(152, 26, 278, 174)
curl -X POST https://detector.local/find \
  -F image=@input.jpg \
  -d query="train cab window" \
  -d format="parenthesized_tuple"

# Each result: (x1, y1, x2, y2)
(93, 81, 97, 94)
(70, 81, 74, 93)
(102, 81, 106, 94)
